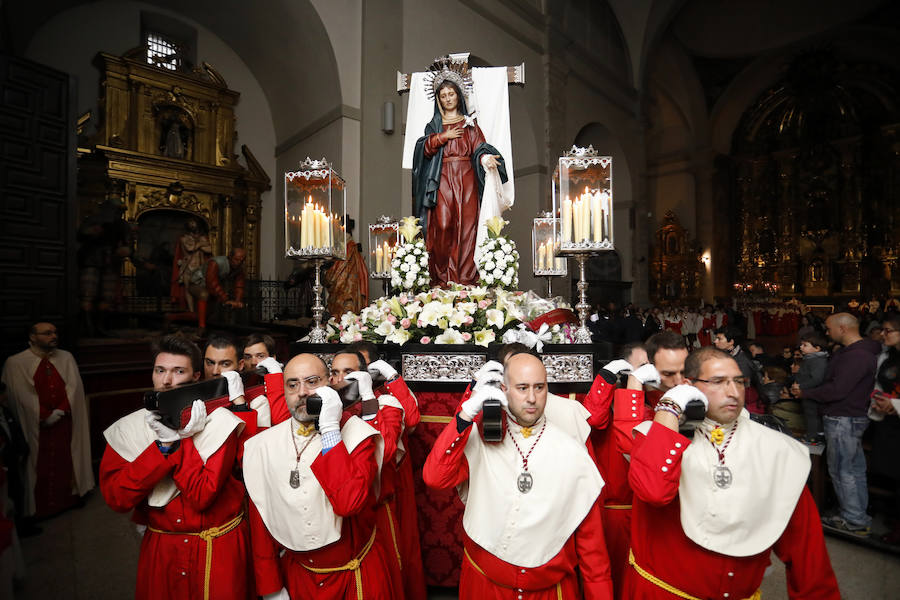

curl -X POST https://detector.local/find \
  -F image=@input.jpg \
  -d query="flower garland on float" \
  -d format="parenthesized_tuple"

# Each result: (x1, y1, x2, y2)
(326, 216, 580, 347)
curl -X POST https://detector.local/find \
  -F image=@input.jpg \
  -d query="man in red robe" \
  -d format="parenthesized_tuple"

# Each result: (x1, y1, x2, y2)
(1, 322, 93, 520)
(243, 353, 394, 600)
(424, 353, 613, 599)
(625, 347, 840, 599)
(581, 332, 688, 599)
(99, 335, 250, 600)
(347, 341, 427, 600)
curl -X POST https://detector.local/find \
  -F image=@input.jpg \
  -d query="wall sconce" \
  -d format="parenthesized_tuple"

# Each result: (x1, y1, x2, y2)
(382, 101, 394, 135)
(701, 251, 711, 269)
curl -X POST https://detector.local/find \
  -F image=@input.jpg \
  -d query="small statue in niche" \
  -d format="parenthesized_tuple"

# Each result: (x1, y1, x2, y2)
(162, 121, 186, 158)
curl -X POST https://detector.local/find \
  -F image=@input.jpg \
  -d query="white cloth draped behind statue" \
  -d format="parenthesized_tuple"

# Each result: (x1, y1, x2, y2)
(403, 66, 515, 262)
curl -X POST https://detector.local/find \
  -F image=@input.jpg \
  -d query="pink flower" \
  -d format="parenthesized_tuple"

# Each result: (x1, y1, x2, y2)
(360, 326, 368, 331)
(401, 318, 411, 329)
(399, 294, 408, 304)
(353, 333, 363, 341)
(431, 291, 439, 299)
(464, 316, 474, 325)
(417, 319, 425, 327)
(421, 336, 431, 344)
(387, 315, 397, 324)
(462, 332, 472, 341)
(458, 291, 468, 299)
(478, 299, 490, 309)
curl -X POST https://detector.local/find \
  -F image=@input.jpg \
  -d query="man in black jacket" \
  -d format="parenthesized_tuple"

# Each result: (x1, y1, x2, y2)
(793, 313, 880, 535)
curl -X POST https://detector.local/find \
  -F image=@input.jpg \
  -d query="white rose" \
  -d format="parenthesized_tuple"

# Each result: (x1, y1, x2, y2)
(420, 256, 428, 267)
(400, 263, 409, 272)
(485, 274, 495, 285)
(501, 275, 511, 286)
(494, 250, 504, 260)
(405, 255, 415, 264)
(484, 260, 495, 271)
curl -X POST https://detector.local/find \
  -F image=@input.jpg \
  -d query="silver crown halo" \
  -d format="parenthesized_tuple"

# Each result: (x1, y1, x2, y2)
(424, 55, 474, 103)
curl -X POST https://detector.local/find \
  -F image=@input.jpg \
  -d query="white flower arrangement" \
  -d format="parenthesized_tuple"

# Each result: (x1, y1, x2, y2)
(390, 217, 431, 294)
(476, 216, 519, 290)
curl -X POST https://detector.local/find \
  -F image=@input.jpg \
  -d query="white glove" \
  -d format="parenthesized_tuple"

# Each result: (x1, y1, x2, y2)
(345, 371, 375, 400)
(632, 363, 661, 387)
(179, 399, 208, 438)
(145, 412, 179, 444)
(222, 371, 244, 402)
(316, 386, 343, 435)
(257, 356, 283, 374)
(473, 370, 503, 391)
(474, 360, 504, 381)
(460, 385, 508, 420)
(44, 408, 66, 427)
(262, 588, 290, 600)
(602, 359, 634, 376)
(367, 359, 397, 381)
(661, 384, 709, 413)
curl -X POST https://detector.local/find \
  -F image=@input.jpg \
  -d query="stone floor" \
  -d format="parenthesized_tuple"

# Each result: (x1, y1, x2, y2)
(11, 492, 900, 599)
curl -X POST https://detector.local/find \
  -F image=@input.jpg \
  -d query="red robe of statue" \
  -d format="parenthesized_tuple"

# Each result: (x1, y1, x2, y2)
(624, 423, 840, 599)
(424, 120, 487, 287)
(100, 432, 250, 600)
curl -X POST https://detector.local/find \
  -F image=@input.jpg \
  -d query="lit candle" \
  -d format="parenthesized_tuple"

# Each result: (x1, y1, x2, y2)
(592, 190, 602, 242)
(562, 197, 572, 243)
(300, 202, 309, 248)
(537, 242, 545, 271)
(375, 244, 384, 273)
(600, 191, 610, 241)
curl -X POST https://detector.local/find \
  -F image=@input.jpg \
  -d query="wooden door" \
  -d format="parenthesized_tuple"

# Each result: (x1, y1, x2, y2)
(0, 55, 76, 361)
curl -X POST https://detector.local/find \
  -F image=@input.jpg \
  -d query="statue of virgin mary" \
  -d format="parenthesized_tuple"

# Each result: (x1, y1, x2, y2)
(406, 55, 515, 286)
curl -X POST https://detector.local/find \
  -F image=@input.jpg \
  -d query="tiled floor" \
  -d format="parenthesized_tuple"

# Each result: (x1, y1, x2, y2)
(12, 492, 900, 599)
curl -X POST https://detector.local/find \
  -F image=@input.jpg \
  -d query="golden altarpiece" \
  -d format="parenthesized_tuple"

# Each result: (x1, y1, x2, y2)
(77, 49, 270, 307)
(649, 211, 702, 302)
(727, 50, 900, 299)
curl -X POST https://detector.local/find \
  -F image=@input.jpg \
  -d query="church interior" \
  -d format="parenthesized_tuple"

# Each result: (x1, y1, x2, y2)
(2, 0, 900, 598)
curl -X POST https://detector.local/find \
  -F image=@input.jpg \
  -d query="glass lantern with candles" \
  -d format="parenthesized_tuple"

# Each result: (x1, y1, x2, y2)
(368, 215, 399, 282)
(284, 156, 347, 260)
(553, 146, 614, 251)
(532, 212, 567, 297)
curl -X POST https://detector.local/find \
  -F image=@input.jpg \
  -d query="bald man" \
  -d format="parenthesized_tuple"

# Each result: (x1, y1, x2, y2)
(424, 353, 613, 599)
(1, 322, 93, 519)
(793, 312, 880, 535)
(243, 354, 395, 599)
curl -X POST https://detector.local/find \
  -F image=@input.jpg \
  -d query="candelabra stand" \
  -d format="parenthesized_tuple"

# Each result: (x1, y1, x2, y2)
(558, 248, 599, 344)
(308, 258, 328, 343)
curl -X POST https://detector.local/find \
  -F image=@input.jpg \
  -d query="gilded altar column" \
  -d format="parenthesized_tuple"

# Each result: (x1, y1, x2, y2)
(222, 195, 234, 254)
(838, 145, 861, 293)
(777, 155, 797, 294)
(244, 192, 262, 279)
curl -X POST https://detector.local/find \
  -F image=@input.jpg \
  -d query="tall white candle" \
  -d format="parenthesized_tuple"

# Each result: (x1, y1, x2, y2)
(562, 198, 572, 243)
(375, 245, 383, 272)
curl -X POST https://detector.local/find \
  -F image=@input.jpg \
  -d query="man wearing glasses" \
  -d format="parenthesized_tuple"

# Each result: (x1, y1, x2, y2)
(624, 347, 840, 599)
(1, 322, 94, 523)
(243, 353, 393, 600)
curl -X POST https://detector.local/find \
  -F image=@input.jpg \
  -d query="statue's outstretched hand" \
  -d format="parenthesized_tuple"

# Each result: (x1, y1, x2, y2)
(482, 154, 500, 170)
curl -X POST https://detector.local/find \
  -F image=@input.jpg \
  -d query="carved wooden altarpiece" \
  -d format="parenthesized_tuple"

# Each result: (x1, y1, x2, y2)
(77, 49, 270, 290)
